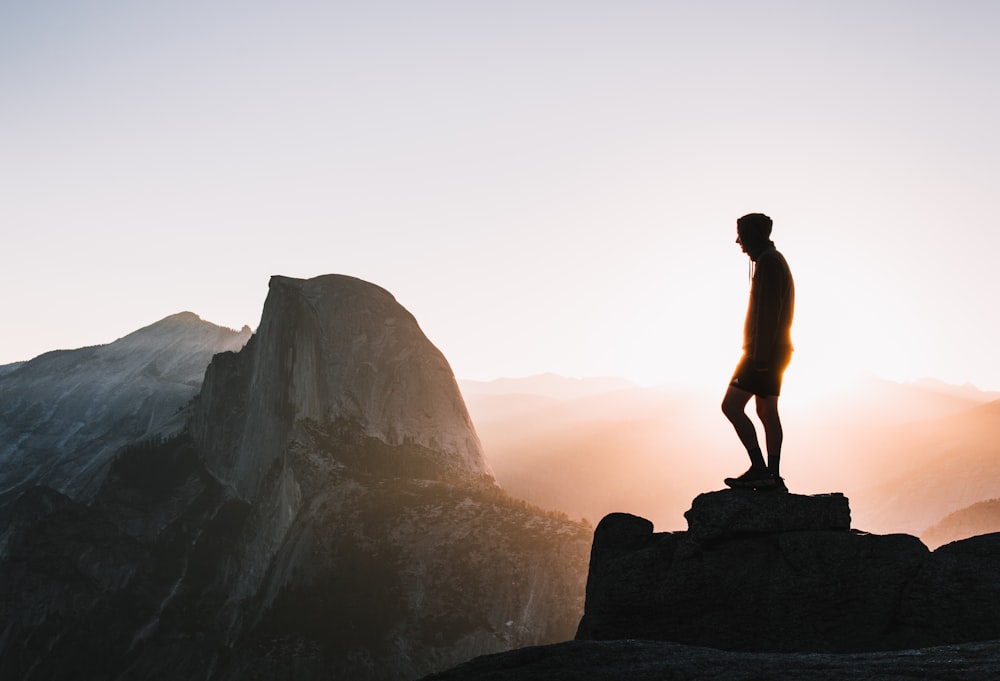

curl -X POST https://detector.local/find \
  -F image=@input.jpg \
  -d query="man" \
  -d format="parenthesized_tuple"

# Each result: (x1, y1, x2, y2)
(721, 212, 794, 492)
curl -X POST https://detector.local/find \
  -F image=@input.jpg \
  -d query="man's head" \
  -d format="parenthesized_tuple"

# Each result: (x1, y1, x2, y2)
(736, 213, 773, 257)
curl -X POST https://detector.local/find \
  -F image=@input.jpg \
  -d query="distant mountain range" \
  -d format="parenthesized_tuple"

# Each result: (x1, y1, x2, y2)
(461, 373, 1000, 537)
(923, 498, 1000, 549)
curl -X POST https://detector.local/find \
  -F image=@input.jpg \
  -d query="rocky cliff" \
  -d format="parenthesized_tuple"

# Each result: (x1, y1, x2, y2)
(0, 312, 251, 501)
(577, 490, 1000, 651)
(191, 274, 493, 501)
(423, 490, 1000, 680)
(0, 274, 590, 681)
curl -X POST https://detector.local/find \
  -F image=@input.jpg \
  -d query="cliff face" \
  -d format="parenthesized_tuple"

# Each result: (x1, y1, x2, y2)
(0, 313, 250, 501)
(576, 490, 1000, 652)
(0, 274, 588, 681)
(191, 275, 492, 501)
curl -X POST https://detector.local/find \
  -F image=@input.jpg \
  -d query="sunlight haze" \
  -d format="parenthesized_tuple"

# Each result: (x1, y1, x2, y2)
(3, 1, 999, 391)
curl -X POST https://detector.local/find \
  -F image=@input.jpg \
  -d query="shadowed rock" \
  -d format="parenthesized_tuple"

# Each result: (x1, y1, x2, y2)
(576, 490, 1000, 653)
(421, 639, 1000, 681)
(425, 491, 1000, 680)
(897, 533, 1000, 644)
(684, 489, 850, 543)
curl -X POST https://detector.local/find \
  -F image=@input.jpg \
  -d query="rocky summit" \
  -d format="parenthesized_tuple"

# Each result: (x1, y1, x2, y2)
(577, 490, 1000, 651)
(191, 274, 494, 501)
(423, 489, 1000, 680)
(0, 274, 591, 681)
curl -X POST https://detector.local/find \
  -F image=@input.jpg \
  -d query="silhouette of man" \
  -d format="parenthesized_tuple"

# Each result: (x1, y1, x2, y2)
(722, 213, 794, 492)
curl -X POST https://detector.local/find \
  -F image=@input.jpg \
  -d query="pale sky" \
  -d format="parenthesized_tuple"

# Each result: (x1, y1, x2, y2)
(3, 1, 999, 392)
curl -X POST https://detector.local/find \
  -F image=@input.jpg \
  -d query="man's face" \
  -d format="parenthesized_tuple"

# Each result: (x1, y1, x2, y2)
(736, 230, 747, 254)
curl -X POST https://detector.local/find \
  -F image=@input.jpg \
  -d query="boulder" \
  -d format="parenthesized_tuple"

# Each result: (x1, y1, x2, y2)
(896, 533, 1000, 645)
(683, 489, 850, 544)
(577, 489, 1000, 652)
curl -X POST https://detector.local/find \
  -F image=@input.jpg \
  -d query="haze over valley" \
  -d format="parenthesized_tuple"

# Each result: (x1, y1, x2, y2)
(462, 372, 1000, 545)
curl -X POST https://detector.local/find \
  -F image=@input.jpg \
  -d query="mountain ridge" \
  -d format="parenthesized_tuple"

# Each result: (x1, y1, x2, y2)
(0, 274, 589, 681)
(0, 313, 251, 502)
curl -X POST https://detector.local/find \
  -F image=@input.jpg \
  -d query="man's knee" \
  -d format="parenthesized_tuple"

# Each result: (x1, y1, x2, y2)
(722, 389, 750, 420)
(755, 397, 780, 423)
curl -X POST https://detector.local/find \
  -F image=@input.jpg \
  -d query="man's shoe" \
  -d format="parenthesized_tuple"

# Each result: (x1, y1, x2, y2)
(724, 467, 775, 490)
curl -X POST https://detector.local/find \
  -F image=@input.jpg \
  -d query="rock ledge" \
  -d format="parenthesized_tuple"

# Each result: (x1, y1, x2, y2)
(576, 490, 1000, 652)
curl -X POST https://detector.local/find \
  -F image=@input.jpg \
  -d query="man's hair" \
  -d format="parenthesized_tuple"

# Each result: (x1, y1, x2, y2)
(737, 213, 773, 244)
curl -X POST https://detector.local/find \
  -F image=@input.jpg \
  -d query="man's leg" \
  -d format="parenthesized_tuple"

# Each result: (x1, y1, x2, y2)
(722, 385, 766, 472)
(754, 395, 783, 478)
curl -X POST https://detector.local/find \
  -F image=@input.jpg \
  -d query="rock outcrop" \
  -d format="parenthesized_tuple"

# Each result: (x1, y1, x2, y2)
(576, 490, 1000, 652)
(191, 274, 492, 501)
(421, 638, 1000, 681)
(0, 312, 250, 501)
(422, 490, 1000, 680)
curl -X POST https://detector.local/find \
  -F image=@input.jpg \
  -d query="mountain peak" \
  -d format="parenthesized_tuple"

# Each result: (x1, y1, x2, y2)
(0, 312, 252, 500)
(193, 274, 492, 499)
(269, 273, 397, 300)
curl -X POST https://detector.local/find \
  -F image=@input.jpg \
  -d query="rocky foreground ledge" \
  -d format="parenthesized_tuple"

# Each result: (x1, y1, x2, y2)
(577, 490, 1000, 651)
(422, 638, 1000, 680)
(422, 489, 1000, 679)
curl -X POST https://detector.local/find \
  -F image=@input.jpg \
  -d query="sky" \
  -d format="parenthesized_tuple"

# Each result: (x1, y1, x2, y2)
(3, 1, 1000, 393)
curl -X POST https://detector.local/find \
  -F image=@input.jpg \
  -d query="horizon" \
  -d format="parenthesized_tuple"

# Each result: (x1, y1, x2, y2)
(4, 3, 1000, 391)
(6, 304, 1000, 400)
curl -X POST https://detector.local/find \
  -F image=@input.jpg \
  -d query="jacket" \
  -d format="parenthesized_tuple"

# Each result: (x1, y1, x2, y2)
(743, 245, 794, 366)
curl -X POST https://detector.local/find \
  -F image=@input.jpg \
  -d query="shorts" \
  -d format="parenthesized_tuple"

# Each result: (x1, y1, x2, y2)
(729, 350, 792, 397)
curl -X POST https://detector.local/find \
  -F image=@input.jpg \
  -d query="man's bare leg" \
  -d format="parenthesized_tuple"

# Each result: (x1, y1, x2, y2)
(754, 395, 782, 478)
(722, 385, 766, 471)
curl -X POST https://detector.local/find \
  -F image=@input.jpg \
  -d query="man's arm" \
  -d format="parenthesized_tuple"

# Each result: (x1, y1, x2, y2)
(749, 254, 784, 367)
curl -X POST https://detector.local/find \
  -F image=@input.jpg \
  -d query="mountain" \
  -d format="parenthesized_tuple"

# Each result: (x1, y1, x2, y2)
(0, 312, 251, 502)
(0, 275, 590, 681)
(818, 374, 1000, 426)
(191, 274, 494, 501)
(851, 399, 1000, 534)
(922, 498, 1000, 550)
